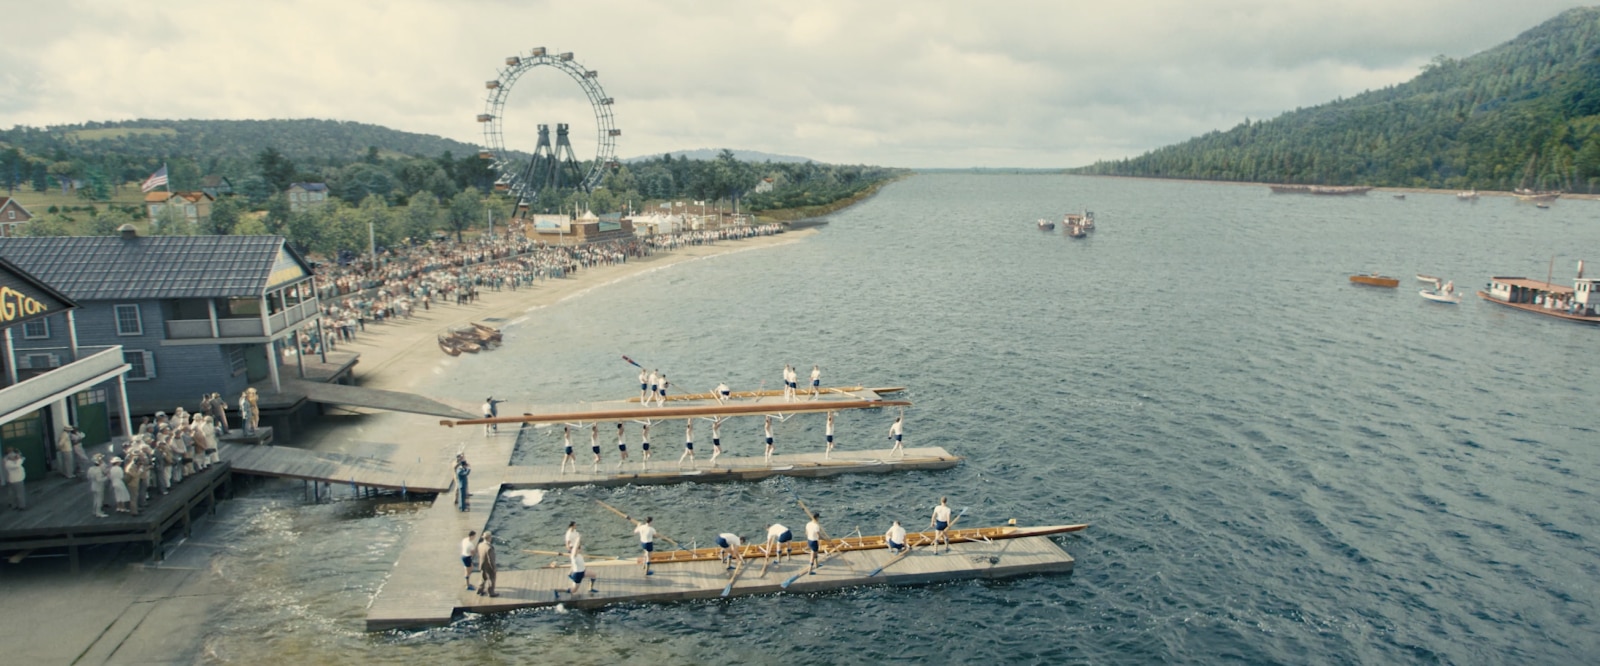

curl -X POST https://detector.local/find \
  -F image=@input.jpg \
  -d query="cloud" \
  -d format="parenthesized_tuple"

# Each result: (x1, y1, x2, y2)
(0, 0, 1588, 167)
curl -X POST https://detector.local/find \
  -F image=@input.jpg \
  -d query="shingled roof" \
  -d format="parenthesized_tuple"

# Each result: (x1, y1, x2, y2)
(0, 235, 309, 301)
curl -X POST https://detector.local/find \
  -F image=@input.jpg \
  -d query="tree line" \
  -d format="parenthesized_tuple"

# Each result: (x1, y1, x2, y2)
(1074, 7, 1600, 193)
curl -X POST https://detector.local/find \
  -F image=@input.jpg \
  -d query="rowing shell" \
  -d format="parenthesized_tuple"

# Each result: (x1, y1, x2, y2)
(630, 524, 1088, 565)
(627, 386, 907, 403)
(440, 398, 912, 428)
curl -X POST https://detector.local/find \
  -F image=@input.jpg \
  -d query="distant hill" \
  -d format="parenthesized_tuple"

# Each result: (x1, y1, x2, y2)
(624, 149, 815, 164)
(1075, 6, 1600, 193)
(0, 118, 484, 165)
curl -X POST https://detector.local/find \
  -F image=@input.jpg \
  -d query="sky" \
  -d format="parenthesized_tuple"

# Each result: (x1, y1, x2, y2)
(0, 1, 1591, 168)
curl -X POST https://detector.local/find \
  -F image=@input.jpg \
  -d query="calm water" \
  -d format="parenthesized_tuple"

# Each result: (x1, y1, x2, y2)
(203, 175, 1600, 664)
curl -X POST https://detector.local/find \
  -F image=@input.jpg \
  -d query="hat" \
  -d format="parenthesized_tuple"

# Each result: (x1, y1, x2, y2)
(93, 454, 104, 463)
(110, 457, 122, 464)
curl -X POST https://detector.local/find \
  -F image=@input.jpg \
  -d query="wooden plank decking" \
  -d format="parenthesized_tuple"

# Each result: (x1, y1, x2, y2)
(367, 533, 1075, 630)
(219, 442, 454, 493)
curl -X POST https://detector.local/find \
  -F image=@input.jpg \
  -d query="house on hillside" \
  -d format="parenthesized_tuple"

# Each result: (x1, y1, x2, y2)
(145, 191, 215, 227)
(0, 256, 133, 480)
(200, 175, 234, 199)
(0, 228, 345, 422)
(287, 182, 329, 213)
(0, 197, 33, 237)
(753, 177, 775, 194)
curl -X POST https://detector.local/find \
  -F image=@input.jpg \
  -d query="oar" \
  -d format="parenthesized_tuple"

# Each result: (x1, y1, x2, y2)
(868, 507, 968, 577)
(595, 499, 684, 549)
(720, 556, 748, 597)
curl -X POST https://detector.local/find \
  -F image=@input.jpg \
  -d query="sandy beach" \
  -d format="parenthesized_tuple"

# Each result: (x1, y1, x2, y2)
(0, 228, 814, 664)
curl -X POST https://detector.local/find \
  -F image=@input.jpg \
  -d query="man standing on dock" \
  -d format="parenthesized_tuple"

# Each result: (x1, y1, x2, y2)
(655, 374, 670, 407)
(590, 423, 602, 472)
(825, 412, 836, 459)
(809, 365, 821, 399)
(561, 548, 595, 597)
(886, 520, 907, 552)
(678, 420, 695, 467)
(639, 368, 650, 403)
(476, 531, 499, 597)
(763, 522, 793, 564)
(709, 416, 724, 464)
(561, 426, 576, 473)
(615, 423, 630, 469)
(764, 415, 776, 463)
(634, 516, 657, 576)
(805, 512, 823, 574)
(930, 497, 953, 553)
(482, 397, 504, 435)
(454, 454, 471, 511)
(461, 530, 478, 590)
(888, 415, 904, 457)
(640, 422, 652, 466)
(647, 370, 659, 406)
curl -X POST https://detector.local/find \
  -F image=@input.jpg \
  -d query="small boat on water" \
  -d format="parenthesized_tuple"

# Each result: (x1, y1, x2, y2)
(1064, 222, 1087, 238)
(1457, 190, 1479, 201)
(1036, 218, 1055, 231)
(1420, 280, 1461, 304)
(1416, 274, 1442, 284)
(1478, 262, 1600, 325)
(1393, 194, 1406, 200)
(608, 523, 1090, 565)
(1535, 202, 1551, 209)
(1350, 273, 1400, 288)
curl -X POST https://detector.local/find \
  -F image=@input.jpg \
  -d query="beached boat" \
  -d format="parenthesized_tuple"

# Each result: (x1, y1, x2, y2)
(1478, 266, 1600, 324)
(1350, 273, 1400, 288)
(1420, 280, 1461, 304)
(438, 335, 463, 356)
(1037, 218, 1055, 231)
(593, 523, 1091, 565)
(471, 322, 504, 342)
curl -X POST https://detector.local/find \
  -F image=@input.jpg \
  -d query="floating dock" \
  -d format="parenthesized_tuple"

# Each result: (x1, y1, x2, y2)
(368, 530, 1075, 630)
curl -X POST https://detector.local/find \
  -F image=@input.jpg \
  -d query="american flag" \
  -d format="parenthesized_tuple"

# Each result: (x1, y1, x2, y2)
(140, 165, 168, 193)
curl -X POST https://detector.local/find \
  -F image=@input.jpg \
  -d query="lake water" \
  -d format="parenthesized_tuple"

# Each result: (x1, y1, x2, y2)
(201, 175, 1600, 664)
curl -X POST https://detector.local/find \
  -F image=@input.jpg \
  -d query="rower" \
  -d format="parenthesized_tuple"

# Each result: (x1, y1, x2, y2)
(564, 521, 582, 555)
(709, 416, 724, 464)
(888, 415, 904, 457)
(559, 548, 595, 597)
(805, 512, 823, 574)
(590, 423, 601, 472)
(656, 374, 669, 407)
(615, 422, 629, 468)
(716, 382, 730, 404)
(716, 532, 744, 569)
(561, 425, 576, 473)
(930, 497, 952, 553)
(639, 422, 652, 466)
(886, 520, 908, 553)
(809, 365, 821, 399)
(648, 370, 659, 406)
(639, 368, 649, 403)
(763, 522, 793, 563)
(633, 516, 657, 575)
(678, 419, 695, 467)
(824, 411, 836, 459)
(763, 415, 775, 463)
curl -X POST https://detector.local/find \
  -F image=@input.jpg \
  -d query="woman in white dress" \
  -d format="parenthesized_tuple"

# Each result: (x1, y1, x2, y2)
(108, 457, 131, 513)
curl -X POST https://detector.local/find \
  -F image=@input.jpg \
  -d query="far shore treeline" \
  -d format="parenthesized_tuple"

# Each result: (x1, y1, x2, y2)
(0, 118, 900, 257)
(1075, 7, 1600, 193)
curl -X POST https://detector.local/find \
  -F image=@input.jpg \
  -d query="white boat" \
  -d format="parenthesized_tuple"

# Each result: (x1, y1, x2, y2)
(1456, 190, 1479, 201)
(1420, 289, 1462, 304)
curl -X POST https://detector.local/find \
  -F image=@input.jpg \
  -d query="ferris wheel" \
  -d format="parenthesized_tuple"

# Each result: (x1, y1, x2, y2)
(478, 47, 619, 208)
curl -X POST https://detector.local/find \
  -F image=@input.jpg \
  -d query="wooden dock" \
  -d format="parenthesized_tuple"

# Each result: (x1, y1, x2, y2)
(500, 446, 960, 488)
(0, 462, 232, 571)
(219, 442, 455, 494)
(367, 532, 1075, 630)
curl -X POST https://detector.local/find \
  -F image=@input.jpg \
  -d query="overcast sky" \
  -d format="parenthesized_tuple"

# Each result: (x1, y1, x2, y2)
(0, 1, 1590, 168)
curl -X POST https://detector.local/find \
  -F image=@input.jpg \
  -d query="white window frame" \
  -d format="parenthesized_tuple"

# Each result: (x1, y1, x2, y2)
(114, 304, 143, 336)
(123, 350, 157, 381)
(21, 317, 49, 339)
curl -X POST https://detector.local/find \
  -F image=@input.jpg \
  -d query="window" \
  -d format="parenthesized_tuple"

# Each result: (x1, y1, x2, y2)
(115, 304, 143, 336)
(6, 210, 13, 220)
(75, 388, 108, 406)
(228, 345, 248, 375)
(1, 418, 36, 439)
(123, 350, 157, 380)
(22, 317, 49, 339)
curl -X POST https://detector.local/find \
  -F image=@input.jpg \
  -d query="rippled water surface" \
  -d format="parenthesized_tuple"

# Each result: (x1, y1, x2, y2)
(206, 175, 1600, 664)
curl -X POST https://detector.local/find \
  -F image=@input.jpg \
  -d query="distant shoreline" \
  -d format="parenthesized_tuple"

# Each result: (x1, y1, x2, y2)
(1064, 174, 1598, 201)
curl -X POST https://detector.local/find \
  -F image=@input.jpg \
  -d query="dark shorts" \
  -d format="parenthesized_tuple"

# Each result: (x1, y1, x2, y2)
(826, 434, 833, 443)
(935, 520, 948, 531)
(889, 540, 905, 551)
(658, 389, 666, 396)
(894, 434, 903, 442)
(712, 438, 720, 447)
(685, 441, 693, 450)
(462, 555, 473, 568)
(569, 571, 586, 584)
(720, 391, 730, 398)
(641, 542, 654, 552)
(765, 437, 774, 445)
(618, 444, 627, 452)
(808, 539, 820, 552)
(715, 536, 730, 548)
(777, 530, 792, 543)
(640, 383, 647, 391)
(565, 446, 573, 455)
(592, 446, 600, 454)
(812, 379, 820, 387)
(642, 442, 650, 451)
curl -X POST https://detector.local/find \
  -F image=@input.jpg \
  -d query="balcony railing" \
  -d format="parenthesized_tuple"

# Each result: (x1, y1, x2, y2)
(164, 300, 319, 341)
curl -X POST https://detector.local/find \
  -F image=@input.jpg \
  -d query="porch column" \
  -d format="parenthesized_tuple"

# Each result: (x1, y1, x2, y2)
(295, 333, 305, 379)
(314, 316, 328, 364)
(66, 311, 80, 362)
(2, 328, 16, 386)
(116, 373, 133, 438)
(265, 341, 282, 393)
(207, 299, 220, 338)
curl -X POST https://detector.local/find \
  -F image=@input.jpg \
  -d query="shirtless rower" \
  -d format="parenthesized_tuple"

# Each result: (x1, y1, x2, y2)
(639, 422, 652, 466)
(647, 369, 660, 406)
(824, 411, 836, 459)
(763, 415, 776, 463)
(709, 416, 724, 464)
(930, 497, 953, 553)
(678, 419, 695, 467)
(716, 382, 731, 404)
(656, 374, 669, 407)
(886, 520, 908, 553)
(809, 365, 821, 399)
(632, 516, 658, 575)
(615, 422, 630, 469)
(561, 425, 576, 473)
(639, 368, 650, 403)
(888, 415, 904, 457)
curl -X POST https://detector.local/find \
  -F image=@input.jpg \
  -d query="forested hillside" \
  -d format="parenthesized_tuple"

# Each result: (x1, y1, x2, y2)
(1076, 7, 1600, 192)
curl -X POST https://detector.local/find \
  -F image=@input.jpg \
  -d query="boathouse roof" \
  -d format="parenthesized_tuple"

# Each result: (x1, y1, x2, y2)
(0, 234, 312, 301)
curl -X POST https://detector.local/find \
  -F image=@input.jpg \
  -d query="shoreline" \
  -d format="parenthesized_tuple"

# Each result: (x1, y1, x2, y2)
(0, 227, 819, 663)
(1066, 173, 1599, 201)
